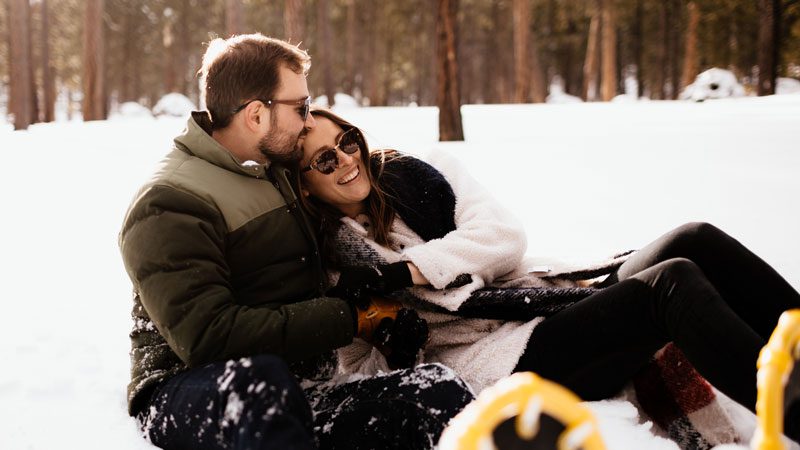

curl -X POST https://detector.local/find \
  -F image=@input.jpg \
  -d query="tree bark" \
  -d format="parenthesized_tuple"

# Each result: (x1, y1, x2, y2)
(316, 0, 336, 106)
(27, 0, 39, 123)
(582, 9, 600, 101)
(599, 0, 617, 101)
(225, 0, 243, 37)
(41, 0, 56, 122)
(529, 46, 547, 103)
(681, 1, 700, 91)
(757, 0, 779, 95)
(284, 0, 304, 43)
(634, 0, 644, 98)
(436, 0, 464, 141)
(344, 0, 356, 95)
(513, 0, 530, 102)
(665, 0, 680, 99)
(82, 0, 106, 121)
(9, 0, 33, 130)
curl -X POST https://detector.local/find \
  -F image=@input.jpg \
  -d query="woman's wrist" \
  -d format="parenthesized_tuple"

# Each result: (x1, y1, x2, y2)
(406, 262, 430, 286)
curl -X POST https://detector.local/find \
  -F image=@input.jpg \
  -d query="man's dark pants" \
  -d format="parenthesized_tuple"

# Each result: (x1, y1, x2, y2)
(137, 355, 474, 450)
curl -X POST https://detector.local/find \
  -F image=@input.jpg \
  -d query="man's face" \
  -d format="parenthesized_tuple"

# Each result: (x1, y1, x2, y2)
(257, 65, 315, 164)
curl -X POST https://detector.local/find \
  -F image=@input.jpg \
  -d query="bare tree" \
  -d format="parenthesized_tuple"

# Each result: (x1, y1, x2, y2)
(82, 0, 106, 121)
(582, 8, 601, 101)
(757, 0, 779, 95)
(225, 0, 243, 37)
(317, 0, 336, 106)
(599, 0, 617, 101)
(343, 0, 356, 95)
(284, 0, 304, 43)
(513, 0, 530, 102)
(8, 0, 33, 130)
(41, 0, 56, 122)
(436, 0, 463, 141)
(681, 1, 700, 90)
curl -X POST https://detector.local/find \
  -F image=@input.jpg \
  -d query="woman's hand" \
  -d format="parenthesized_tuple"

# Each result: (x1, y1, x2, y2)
(406, 262, 430, 286)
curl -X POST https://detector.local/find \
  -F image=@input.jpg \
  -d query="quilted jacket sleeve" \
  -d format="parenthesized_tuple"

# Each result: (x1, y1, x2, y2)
(120, 186, 354, 367)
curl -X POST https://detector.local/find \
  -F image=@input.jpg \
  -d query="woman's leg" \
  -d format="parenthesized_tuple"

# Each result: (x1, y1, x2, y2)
(305, 363, 474, 450)
(516, 258, 763, 411)
(602, 222, 800, 340)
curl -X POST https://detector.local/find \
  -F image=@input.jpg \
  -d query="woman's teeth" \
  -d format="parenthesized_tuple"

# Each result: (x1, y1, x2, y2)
(338, 167, 359, 185)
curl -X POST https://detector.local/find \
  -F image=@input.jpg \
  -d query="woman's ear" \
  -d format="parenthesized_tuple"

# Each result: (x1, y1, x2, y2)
(301, 188, 310, 197)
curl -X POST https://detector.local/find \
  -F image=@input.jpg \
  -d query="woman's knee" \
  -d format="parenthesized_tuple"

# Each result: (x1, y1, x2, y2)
(657, 257, 704, 279)
(673, 221, 726, 246)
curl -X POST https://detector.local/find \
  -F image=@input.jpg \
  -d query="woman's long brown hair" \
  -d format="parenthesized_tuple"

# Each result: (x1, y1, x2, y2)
(292, 108, 401, 268)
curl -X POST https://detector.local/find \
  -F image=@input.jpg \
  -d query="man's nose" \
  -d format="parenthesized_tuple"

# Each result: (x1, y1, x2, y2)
(304, 112, 317, 129)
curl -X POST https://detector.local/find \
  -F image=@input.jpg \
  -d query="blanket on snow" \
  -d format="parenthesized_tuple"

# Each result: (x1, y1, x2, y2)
(335, 227, 740, 450)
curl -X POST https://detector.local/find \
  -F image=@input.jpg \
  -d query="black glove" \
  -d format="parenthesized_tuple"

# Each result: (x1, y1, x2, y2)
(328, 262, 413, 306)
(372, 308, 429, 370)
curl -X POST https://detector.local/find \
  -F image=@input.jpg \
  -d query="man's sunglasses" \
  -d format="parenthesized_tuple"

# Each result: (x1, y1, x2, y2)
(232, 96, 311, 121)
(301, 128, 366, 175)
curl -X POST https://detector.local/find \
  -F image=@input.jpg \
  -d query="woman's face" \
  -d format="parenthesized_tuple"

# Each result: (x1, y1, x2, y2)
(300, 116, 371, 218)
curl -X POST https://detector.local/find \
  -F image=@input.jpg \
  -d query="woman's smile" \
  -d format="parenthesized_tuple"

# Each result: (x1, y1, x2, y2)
(338, 166, 360, 185)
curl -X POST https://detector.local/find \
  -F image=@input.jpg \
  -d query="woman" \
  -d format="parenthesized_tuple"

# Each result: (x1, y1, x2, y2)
(293, 108, 800, 442)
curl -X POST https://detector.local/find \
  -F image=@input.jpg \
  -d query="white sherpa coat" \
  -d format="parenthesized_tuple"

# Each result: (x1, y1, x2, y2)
(335, 149, 588, 394)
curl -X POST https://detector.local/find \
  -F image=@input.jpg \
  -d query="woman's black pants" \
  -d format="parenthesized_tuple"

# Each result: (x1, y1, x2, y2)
(515, 222, 800, 413)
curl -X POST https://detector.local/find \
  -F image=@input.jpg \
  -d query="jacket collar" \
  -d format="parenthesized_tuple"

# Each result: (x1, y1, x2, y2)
(173, 111, 269, 179)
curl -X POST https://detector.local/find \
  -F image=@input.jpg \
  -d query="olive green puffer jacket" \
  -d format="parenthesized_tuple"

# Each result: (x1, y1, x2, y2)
(119, 112, 354, 415)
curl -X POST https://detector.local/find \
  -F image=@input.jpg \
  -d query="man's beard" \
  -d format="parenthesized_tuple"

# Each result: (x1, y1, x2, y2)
(257, 114, 307, 164)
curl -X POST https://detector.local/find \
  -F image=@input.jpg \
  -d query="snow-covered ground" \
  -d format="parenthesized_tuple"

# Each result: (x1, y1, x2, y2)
(1, 96, 799, 449)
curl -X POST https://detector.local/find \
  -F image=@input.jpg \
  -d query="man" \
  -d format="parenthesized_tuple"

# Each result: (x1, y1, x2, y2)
(119, 34, 473, 450)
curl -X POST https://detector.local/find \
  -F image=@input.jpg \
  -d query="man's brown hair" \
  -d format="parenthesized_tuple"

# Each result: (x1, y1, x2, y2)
(199, 33, 311, 129)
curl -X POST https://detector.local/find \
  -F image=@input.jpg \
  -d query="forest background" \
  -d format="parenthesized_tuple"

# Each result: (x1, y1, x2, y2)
(2, 0, 800, 137)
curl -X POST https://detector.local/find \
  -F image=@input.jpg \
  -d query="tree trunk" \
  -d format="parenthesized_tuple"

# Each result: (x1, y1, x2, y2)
(513, 0, 530, 102)
(8, 0, 33, 130)
(599, 0, 617, 101)
(634, 0, 644, 98)
(41, 0, 56, 122)
(582, 10, 600, 101)
(344, 0, 356, 95)
(82, 0, 106, 121)
(529, 43, 547, 103)
(27, 0, 39, 123)
(284, 0, 304, 43)
(680, 1, 700, 90)
(225, 0, 243, 37)
(653, 0, 667, 99)
(436, 0, 463, 141)
(666, 0, 680, 99)
(163, 12, 177, 93)
(757, 0, 779, 95)
(316, 0, 336, 106)
(176, 0, 191, 95)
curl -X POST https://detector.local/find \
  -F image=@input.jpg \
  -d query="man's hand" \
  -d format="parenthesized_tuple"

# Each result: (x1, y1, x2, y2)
(328, 262, 413, 306)
(353, 297, 429, 370)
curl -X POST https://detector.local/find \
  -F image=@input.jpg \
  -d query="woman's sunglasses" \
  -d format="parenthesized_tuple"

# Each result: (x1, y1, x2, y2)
(301, 128, 366, 175)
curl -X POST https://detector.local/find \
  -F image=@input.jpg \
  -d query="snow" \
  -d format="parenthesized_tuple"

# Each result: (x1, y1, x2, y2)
(313, 92, 361, 109)
(152, 92, 197, 118)
(546, 83, 583, 104)
(680, 68, 746, 102)
(777, 77, 800, 95)
(2, 96, 800, 449)
(112, 102, 154, 120)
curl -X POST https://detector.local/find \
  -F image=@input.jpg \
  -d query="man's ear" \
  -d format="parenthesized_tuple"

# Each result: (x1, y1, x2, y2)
(243, 102, 267, 132)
